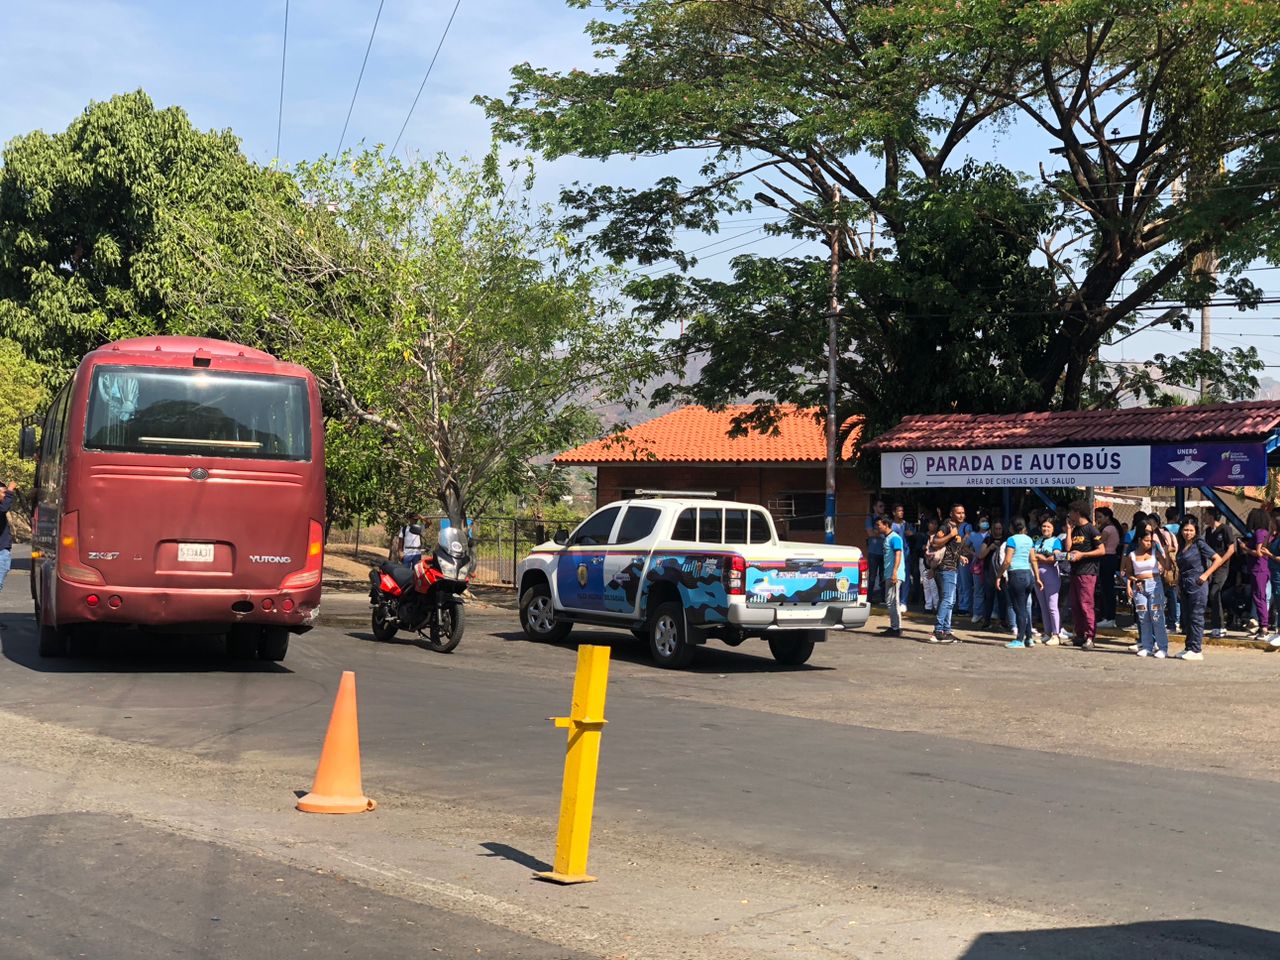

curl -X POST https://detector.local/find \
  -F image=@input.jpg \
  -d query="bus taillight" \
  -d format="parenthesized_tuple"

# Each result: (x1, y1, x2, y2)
(58, 512, 105, 586)
(279, 520, 324, 591)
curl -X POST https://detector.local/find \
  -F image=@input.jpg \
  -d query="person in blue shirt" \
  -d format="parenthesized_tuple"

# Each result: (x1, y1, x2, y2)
(997, 517, 1041, 648)
(1032, 517, 1065, 644)
(891, 502, 914, 610)
(865, 497, 886, 603)
(876, 515, 905, 636)
(966, 517, 991, 625)
(0, 480, 15, 593)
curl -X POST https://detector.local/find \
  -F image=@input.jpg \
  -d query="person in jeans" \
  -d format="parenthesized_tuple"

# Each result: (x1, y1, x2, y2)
(1162, 506, 1183, 631)
(948, 503, 974, 617)
(1176, 516, 1226, 661)
(877, 515, 905, 636)
(0, 480, 15, 594)
(1033, 517, 1064, 644)
(966, 516, 990, 625)
(930, 517, 965, 644)
(1094, 507, 1122, 628)
(865, 498, 887, 604)
(980, 519, 1011, 632)
(997, 517, 1040, 648)
(1123, 527, 1171, 657)
(1202, 509, 1239, 638)
(1066, 501, 1106, 649)
(891, 503, 914, 611)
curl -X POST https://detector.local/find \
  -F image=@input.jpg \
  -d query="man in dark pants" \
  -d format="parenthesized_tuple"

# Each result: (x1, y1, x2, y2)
(1066, 500, 1106, 649)
(1202, 509, 1238, 638)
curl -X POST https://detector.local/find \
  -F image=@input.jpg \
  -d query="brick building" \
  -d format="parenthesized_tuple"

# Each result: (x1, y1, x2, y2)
(554, 405, 871, 545)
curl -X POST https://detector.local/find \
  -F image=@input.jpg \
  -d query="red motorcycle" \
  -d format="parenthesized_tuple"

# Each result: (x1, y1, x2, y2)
(369, 525, 471, 652)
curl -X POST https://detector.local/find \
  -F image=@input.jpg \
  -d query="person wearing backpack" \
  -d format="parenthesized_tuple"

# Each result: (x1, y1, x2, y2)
(0, 480, 15, 593)
(1175, 516, 1227, 660)
(1155, 512, 1181, 633)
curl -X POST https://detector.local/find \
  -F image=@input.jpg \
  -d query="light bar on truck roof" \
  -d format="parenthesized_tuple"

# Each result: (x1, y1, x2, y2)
(632, 489, 720, 499)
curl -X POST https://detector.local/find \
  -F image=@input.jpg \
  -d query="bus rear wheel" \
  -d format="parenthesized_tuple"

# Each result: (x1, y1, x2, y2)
(38, 623, 67, 658)
(259, 628, 289, 662)
(227, 626, 259, 660)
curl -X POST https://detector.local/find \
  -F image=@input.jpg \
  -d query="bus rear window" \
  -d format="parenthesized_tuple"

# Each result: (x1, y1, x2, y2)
(84, 367, 311, 460)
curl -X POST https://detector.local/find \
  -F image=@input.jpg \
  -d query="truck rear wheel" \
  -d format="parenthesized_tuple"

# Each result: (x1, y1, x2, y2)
(649, 601, 695, 669)
(768, 631, 820, 666)
(520, 583, 571, 642)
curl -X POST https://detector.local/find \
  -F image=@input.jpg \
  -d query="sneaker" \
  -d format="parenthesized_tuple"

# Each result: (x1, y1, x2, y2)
(1154, 649, 1167, 659)
(900, 604, 908, 614)
(942, 632, 960, 644)
(1128, 643, 1139, 653)
(1248, 618, 1260, 631)
(1006, 640, 1026, 649)
(883, 628, 903, 637)
(1212, 628, 1228, 639)
(1137, 648, 1150, 657)
(1097, 619, 1118, 629)
(1045, 635, 1061, 646)
(1270, 635, 1280, 648)
(1027, 637, 1038, 647)
(1081, 639, 1096, 650)
(1177, 650, 1204, 661)
(928, 631, 944, 644)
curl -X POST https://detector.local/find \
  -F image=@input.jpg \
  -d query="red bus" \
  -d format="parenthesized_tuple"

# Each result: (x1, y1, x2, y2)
(29, 336, 325, 661)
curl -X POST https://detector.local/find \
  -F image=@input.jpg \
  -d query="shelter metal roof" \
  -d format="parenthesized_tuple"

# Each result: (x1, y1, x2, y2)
(863, 401, 1280, 453)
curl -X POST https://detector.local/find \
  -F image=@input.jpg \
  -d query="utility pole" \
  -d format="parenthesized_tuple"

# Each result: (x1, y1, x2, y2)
(825, 186, 841, 546)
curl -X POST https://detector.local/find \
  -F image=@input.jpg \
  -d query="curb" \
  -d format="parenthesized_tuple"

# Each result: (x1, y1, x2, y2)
(895, 610, 1277, 653)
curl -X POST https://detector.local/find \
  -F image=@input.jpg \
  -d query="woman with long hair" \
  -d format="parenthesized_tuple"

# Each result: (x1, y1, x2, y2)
(1123, 526, 1171, 657)
(997, 517, 1041, 648)
(1033, 517, 1065, 645)
(1243, 507, 1272, 641)
(1177, 516, 1227, 660)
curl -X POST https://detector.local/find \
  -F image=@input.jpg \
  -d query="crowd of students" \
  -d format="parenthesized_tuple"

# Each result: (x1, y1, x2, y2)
(864, 497, 1280, 661)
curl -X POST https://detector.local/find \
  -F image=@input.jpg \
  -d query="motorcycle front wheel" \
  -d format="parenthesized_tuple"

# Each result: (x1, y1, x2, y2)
(371, 603, 399, 642)
(419, 600, 465, 653)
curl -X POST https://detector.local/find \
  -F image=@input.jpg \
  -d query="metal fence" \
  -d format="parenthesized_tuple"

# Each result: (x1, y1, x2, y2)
(328, 517, 571, 588)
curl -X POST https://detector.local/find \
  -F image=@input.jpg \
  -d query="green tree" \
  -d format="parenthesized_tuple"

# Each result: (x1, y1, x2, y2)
(0, 90, 280, 375)
(0, 339, 49, 498)
(484, 0, 1280, 429)
(170, 148, 647, 531)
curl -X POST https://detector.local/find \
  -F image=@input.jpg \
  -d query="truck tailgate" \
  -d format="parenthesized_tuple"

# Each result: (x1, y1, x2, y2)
(745, 549, 862, 605)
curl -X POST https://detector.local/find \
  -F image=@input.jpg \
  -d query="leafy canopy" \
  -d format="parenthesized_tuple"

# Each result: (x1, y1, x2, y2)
(169, 148, 649, 528)
(484, 0, 1280, 431)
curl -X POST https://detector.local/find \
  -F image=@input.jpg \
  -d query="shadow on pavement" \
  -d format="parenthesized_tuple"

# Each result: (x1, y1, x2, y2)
(961, 920, 1280, 959)
(494, 627, 835, 674)
(0, 613, 291, 674)
(479, 841, 552, 873)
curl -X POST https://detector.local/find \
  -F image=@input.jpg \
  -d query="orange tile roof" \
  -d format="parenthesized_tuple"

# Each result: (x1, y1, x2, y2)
(556, 405, 863, 465)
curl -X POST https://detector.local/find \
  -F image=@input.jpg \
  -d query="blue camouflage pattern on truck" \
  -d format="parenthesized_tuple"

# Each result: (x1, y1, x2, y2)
(744, 561, 861, 606)
(642, 554, 730, 626)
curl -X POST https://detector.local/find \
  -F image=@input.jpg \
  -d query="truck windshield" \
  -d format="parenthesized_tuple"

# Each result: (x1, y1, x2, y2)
(84, 366, 311, 461)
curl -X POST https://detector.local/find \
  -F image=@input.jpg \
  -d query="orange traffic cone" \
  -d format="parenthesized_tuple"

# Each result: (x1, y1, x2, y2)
(297, 670, 377, 814)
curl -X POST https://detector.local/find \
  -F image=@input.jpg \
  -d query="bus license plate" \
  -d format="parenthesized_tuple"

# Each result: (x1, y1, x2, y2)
(178, 543, 215, 563)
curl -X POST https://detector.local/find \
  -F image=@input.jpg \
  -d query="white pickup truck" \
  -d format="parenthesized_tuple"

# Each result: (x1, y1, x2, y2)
(515, 497, 870, 668)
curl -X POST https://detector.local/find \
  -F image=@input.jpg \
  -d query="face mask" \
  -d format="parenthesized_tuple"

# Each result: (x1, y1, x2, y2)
(979, 522, 990, 531)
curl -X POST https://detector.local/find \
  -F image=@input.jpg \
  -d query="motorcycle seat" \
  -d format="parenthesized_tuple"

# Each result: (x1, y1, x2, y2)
(380, 561, 416, 590)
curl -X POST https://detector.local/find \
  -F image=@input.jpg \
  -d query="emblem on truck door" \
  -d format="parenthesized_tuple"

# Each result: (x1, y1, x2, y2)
(577, 564, 589, 587)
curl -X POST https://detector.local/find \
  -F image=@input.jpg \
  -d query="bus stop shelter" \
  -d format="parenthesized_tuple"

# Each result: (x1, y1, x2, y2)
(862, 401, 1280, 529)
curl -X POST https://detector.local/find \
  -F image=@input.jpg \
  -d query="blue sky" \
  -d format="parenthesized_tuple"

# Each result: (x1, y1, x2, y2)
(4, 0, 1278, 377)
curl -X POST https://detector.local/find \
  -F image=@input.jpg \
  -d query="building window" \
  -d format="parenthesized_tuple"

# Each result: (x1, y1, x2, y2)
(772, 492, 826, 532)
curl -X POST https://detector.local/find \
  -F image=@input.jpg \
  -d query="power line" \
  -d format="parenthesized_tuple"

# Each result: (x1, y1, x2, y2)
(390, 0, 464, 156)
(336, 0, 386, 156)
(275, 0, 290, 160)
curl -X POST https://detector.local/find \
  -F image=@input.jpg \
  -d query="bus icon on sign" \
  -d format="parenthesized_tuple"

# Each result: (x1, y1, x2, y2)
(902, 455, 917, 479)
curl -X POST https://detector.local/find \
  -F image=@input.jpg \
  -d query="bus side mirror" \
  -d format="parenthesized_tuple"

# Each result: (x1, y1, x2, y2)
(553, 528, 569, 546)
(18, 425, 37, 461)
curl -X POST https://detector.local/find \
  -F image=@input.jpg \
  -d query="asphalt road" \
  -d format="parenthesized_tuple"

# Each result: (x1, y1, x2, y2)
(2, 549, 1280, 957)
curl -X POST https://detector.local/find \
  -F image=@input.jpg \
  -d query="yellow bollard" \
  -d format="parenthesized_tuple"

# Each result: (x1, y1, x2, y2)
(536, 643, 611, 885)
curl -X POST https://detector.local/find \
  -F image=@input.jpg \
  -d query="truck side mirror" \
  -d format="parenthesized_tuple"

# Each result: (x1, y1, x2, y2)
(18, 424, 37, 461)
(553, 528, 569, 546)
